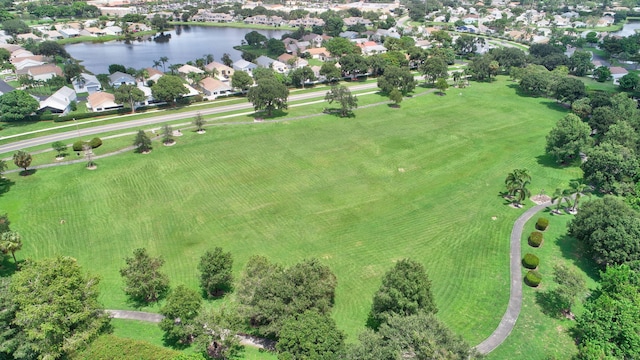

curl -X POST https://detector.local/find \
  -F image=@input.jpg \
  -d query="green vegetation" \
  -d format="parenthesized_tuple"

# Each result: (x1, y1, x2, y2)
(529, 231, 544, 248)
(536, 217, 549, 231)
(522, 253, 539, 269)
(74, 334, 180, 360)
(2, 78, 579, 347)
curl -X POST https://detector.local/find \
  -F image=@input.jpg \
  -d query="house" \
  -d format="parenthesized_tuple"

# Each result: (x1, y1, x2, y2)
(10, 56, 46, 71)
(244, 15, 284, 26)
(42, 30, 63, 40)
(20, 64, 63, 81)
(192, 11, 233, 22)
(358, 41, 387, 55)
(278, 53, 309, 69)
(199, 77, 232, 98)
(610, 66, 629, 84)
(302, 34, 324, 48)
(103, 26, 123, 36)
(0, 80, 14, 95)
(304, 47, 332, 61)
(108, 71, 136, 88)
(87, 91, 121, 112)
(136, 83, 154, 105)
(256, 55, 275, 68)
(232, 59, 257, 75)
(58, 28, 80, 38)
(17, 33, 42, 42)
(205, 62, 234, 80)
(38, 86, 77, 115)
(10, 49, 35, 59)
(178, 64, 204, 76)
(288, 17, 324, 27)
(145, 68, 164, 83)
(84, 27, 106, 36)
(73, 73, 102, 94)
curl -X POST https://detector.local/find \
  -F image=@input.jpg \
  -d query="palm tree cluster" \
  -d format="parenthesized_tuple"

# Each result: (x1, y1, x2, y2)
(551, 181, 592, 214)
(505, 168, 531, 207)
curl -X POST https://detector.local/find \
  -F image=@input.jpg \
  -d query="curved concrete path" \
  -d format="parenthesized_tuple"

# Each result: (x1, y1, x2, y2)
(474, 200, 552, 354)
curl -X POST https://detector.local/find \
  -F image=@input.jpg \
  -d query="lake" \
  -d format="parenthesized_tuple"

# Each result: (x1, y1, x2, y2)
(65, 25, 290, 74)
(611, 21, 640, 37)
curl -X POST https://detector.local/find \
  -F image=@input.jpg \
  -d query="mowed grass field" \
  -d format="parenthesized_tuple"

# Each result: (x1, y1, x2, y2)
(1, 77, 581, 348)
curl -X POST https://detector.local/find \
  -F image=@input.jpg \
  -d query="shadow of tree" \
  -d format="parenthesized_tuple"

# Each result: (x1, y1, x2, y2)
(251, 109, 288, 120)
(0, 178, 15, 197)
(556, 234, 601, 282)
(535, 290, 566, 319)
(322, 108, 355, 118)
(18, 169, 37, 177)
(0, 258, 20, 277)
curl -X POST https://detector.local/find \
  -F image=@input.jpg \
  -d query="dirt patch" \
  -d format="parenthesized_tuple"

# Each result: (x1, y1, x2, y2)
(491, 216, 497, 220)
(531, 195, 551, 204)
(197, 130, 206, 134)
(163, 141, 176, 146)
(86, 165, 97, 170)
(398, 167, 405, 173)
(55, 156, 65, 161)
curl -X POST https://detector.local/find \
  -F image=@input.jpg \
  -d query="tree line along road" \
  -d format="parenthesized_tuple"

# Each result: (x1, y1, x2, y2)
(0, 82, 379, 154)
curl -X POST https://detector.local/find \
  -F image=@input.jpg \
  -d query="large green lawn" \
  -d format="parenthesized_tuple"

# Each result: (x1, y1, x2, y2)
(1, 78, 580, 349)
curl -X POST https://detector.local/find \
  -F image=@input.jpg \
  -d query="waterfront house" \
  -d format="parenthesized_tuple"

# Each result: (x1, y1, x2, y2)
(232, 59, 257, 75)
(19, 64, 63, 81)
(73, 73, 102, 94)
(199, 77, 232, 98)
(205, 62, 234, 80)
(178, 64, 204, 75)
(108, 71, 136, 88)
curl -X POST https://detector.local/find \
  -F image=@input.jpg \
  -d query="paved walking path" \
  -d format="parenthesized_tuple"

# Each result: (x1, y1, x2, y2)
(474, 200, 552, 354)
(105, 310, 276, 350)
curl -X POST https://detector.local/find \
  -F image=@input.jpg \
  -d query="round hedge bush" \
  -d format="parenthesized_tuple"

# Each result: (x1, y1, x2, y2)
(522, 253, 540, 269)
(529, 231, 543, 247)
(536, 217, 549, 231)
(89, 137, 102, 149)
(525, 270, 542, 287)
(72, 140, 87, 152)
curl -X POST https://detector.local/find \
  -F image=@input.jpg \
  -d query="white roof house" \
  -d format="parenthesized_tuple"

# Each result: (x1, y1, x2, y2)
(38, 86, 77, 115)
(233, 59, 258, 75)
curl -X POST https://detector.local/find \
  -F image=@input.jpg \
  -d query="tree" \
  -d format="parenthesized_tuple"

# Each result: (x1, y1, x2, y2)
(571, 97, 592, 119)
(114, 84, 146, 114)
(567, 180, 592, 212)
(348, 312, 476, 360)
(0, 213, 9, 234)
(119, 248, 170, 303)
(325, 37, 357, 58)
(9, 257, 109, 359)
(619, 72, 640, 91)
(0, 90, 39, 122)
(247, 78, 289, 117)
(320, 61, 342, 82)
(238, 258, 337, 337)
(245, 31, 267, 47)
(505, 168, 531, 198)
(12, 150, 32, 173)
(0, 231, 21, 264)
(568, 196, 640, 266)
(221, 53, 233, 67)
(468, 54, 494, 81)
(545, 113, 592, 164)
(159, 285, 202, 345)
(325, 16, 344, 37)
(231, 71, 253, 93)
(162, 124, 174, 145)
(377, 66, 415, 95)
(368, 259, 436, 330)
(277, 311, 345, 360)
(0, 159, 6, 178)
(64, 62, 82, 82)
(51, 141, 67, 158)
(568, 50, 595, 76)
(108, 64, 127, 74)
(151, 75, 188, 105)
(193, 112, 206, 132)
(552, 264, 586, 314)
(551, 77, 587, 103)
(198, 247, 233, 298)
(37, 41, 69, 58)
(604, 121, 639, 150)
(574, 264, 640, 359)
(435, 78, 449, 94)
(290, 66, 316, 88)
(518, 65, 551, 95)
(421, 56, 448, 85)
(325, 84, 358, 117)
(266, 38, 285, 56)
(581, 142, 639, 194)
(593, 66, 611, 82)
(339, 54, 368, 79)
(388, 88, 403, 106)
(133, 130, 152, 153)
(159, 56, 169, 72)
(454, 34, 479, 57)
(193, 307, 241, 359)
(1, 19, 29, 36)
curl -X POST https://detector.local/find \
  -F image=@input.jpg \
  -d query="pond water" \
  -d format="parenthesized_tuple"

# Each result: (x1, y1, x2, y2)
(610, 21, 640, 37)
(65, 25, 290, 74)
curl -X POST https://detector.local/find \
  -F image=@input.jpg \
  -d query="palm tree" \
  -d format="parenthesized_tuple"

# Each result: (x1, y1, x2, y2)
(136, 68, 149, 82)
(152, 60, 162, 70)
(168, 63, 181, 75)
(512, 179, 531, 207)
(1, 231, 22, 264)
(505, 168, 531, 197)
(551, 188, 572, 214)
(204, 53, 214, 65)
(159, 56, 169, 72)
(568, 181, 592, 212)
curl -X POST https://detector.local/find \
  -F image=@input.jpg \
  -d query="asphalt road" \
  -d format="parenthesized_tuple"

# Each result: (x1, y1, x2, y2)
(0, 83, 378, 154)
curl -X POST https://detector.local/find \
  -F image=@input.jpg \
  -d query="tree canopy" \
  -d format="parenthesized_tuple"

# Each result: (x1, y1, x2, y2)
(276, 311, 345, 360)
(545, 113, 592, 163)
(151, 75, 188, 104)
(324, 84, 358, 117)
(247, 78, 289, 117)
(0, 90, 39, 122)
(119, 248, 170, 303)
(159, 285, 202, 345)
(377, 66, 415, 95)
(114, 84, 146, 113)
(198, 247, 233, 298)
(368, 258, 436, 330)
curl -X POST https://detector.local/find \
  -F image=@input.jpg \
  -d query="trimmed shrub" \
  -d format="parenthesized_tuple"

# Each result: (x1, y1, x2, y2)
(522, 253, 540, 269)
(525, 270, 542, 287)
(536, 217, 549, 231)
(529, 231, 543, 247)
(89, 137, 103, 149)
(72, 140, 87, 152)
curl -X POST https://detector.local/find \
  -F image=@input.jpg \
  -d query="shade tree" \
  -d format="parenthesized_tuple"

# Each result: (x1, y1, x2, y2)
(0, 90, 39, 122)
(276, 311, 345, 360)
(151, 75, 188, 105)
(231, 71, 253, 93)
(159, 285, 202, 345)
(12, 150, 32, 174)
(552, 264, 586, 315)
(247, 78, 289, 117)
(420, 56, 448, 85)
(119, 248, 170, 303)
(133, 130, 152, 153)
(0, 231, 21, 264)
(581, 142, 639, 194)
(51, 141, 67, 158)
(324, 84, 358, 117)
(114, 84, 146, 114)
(377, 66, 415, 95)
(198, 247, 233, 298)
(545, 113, 592, 164)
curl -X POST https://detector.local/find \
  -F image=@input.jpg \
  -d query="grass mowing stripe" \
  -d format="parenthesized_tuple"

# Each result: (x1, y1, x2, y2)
(2, 77, 581, 350)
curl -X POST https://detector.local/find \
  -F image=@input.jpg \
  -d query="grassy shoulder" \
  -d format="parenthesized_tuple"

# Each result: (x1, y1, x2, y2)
(486, 208, 598, 360)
